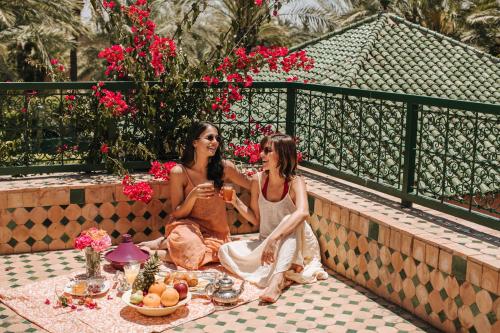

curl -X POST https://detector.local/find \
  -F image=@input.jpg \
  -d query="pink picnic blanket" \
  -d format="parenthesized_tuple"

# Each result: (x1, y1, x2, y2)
(0, 266, 262, 333)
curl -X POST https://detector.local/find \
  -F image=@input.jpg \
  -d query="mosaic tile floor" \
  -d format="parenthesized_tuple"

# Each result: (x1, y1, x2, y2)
(0, 249, 440, 333)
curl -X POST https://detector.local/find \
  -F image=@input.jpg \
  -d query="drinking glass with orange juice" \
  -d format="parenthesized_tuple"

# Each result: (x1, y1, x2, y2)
(222, 184, 234, 202)
(124, 261, 140, 289)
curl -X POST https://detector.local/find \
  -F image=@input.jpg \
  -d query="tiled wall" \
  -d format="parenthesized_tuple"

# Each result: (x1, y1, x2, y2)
(307, 194, 499, 333)
(0, 182, 258, 255)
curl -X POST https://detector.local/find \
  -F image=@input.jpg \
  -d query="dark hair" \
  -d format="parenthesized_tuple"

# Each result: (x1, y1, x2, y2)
(181, 121, 224, 188)
(260, 133, 298, 181)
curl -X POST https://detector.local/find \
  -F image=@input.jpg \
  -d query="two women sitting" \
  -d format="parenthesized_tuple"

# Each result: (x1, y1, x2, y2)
(141, 121, 326, 302)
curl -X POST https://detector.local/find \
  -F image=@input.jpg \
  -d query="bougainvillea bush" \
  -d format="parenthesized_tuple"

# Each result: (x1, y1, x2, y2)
(45, 0, 313, 202)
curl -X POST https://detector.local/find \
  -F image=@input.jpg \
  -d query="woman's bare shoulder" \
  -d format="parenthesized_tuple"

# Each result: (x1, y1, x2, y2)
(170, 164, 184, 175)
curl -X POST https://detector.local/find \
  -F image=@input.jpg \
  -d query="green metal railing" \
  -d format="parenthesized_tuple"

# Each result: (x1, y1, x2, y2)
(0, 81, 498, 229)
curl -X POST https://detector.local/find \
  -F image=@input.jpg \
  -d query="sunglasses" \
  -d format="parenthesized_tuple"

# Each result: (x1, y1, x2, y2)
(262, 147, 273, 155)
(199, 134, 222, 142)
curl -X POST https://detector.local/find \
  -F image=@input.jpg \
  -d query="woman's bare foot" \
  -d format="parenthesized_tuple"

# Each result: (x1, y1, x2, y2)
(259, 273, 286, 303)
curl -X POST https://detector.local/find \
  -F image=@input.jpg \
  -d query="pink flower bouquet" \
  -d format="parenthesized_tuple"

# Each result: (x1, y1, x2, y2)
(74, 227, 112, 252)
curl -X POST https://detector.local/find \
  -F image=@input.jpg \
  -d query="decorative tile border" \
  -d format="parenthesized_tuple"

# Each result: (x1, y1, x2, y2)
(0, 182, 258, 254)
(307, 194, 500, 333)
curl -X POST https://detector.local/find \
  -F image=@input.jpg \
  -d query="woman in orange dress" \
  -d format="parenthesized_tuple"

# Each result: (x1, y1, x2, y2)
(141, 121, 251, 270)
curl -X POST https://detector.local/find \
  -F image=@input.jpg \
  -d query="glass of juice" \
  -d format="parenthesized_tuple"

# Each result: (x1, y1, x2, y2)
(222, 183, 233, 202)
(123, 261, 141, 289)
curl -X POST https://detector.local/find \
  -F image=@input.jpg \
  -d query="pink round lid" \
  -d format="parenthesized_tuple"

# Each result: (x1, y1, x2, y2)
(105, 234, 149, 263)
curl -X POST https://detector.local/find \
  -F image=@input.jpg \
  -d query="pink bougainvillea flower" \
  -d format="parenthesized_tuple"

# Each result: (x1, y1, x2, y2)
(122, 175, 153, 203)
(100, 144, 109, 154)
(149, 161, 176, 181)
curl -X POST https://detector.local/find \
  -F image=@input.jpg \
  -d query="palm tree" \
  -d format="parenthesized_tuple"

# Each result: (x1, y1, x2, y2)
(0, 0, 88, 81)
(333, 0, 499, 55)
(460, 0, 499, 55)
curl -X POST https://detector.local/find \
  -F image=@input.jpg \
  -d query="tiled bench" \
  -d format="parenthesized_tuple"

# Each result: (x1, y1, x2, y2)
(1, 169, 499, 332)
(303, 168, 500, 333)
(0, 173, 258, 254)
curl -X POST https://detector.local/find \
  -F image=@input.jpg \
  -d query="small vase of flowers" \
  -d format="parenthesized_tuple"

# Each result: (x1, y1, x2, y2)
(74, 228, 112, 278)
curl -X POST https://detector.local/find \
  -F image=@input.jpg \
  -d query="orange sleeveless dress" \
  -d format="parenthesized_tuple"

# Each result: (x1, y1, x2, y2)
(165, 166, 230, 270)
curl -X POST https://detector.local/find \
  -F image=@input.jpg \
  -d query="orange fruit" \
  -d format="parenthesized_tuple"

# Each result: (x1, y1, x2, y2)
(161, 287, 180, 307)
(148, 281, 167, 296)
(143, 293, 161, 307)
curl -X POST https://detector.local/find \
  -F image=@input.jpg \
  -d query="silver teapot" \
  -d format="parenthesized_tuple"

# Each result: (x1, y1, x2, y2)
(205, 274, 245, 305)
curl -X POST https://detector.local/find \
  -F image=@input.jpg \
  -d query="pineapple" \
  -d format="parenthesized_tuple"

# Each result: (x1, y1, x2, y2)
(132, 252, 160, 292)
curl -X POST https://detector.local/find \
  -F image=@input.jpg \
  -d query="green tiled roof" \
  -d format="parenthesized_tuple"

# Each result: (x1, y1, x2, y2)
(256, 13, 500, 104)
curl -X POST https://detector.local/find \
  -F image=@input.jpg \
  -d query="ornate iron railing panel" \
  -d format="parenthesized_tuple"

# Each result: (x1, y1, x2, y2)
(0, 81, 498, 228)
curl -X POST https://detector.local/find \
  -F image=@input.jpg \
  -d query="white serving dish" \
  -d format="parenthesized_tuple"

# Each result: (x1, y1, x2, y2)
(121, 290, 191, 316)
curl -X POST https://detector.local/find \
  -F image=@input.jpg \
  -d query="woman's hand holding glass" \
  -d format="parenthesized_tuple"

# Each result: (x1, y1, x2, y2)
(192, 181, 216, 200)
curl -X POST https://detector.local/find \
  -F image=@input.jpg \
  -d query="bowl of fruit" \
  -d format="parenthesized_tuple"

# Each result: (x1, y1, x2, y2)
(122, 280, 191, 317)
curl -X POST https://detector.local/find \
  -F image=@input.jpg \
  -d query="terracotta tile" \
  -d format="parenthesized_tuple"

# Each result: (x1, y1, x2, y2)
(389, 229, 401, 252)
(476, 289, 493, 314)
(411, 238, 426, 263)
(380, 245, 391, 266)
(430, 269, 445, 291)
(0, 192, 7, 209)
(358, 216, 369, 237)
(329, 204, 341, 224)
(403, 256, 417, 278)
(22, 190, 40, 207)
(114, 202, 130, 217)
(391, 251, 404, 273)
(114, 185, 129, 202)
(473, 314, 492, 333)
(12, 224, 30, 241)
(416, 262, 430, 284)
(99, 202, 115, 219)
(428, 289, 443, 313)
(30, 206, 47, 224)
(132, 201, 147, 217)
(313, 197, 323, 216)
(31, 224, 47, 241)
(349, 212, 360, 234)
(65, 221, 81, 239)
(466, 260, 483, 287)
(368, 240, 379, 261)
(378, 225, 390, 247)
(157, 182, 170, 199)
(48, 239, 66, 251)
(444, 275, 459, 299)
(81, 204, 99, 221)
(439, 249, 453, 275)
(85, 185, 114, 204)
(460, 281, 476, 306)
(0, 226, 12, 243)
(97, 217, 113, 233)
(64, 204, 81, 221)
(443, 296, 459, 321)
(13, 242, 31, 254)
(12, 208, 30, 224)
(31, 241, 49, 252)
(47, 221, 65, 239)
(340, 207, 350, 228)
(347, 230, 357, 250)
(7, 192, 23, 208)
(425, 243, 439, 268)
(39, 188, 69, 206)
(0, 209, 10, 227)
(481, 266, 499, 294)
(321, 201, 330, 220)
(415, 284, 428, 305)
(47, 206, 64, 223)
(115, 218, 130, 234)
(400, 233, 412, 256)
(0, 243, 14, 254)
(80, 220, 97, 231)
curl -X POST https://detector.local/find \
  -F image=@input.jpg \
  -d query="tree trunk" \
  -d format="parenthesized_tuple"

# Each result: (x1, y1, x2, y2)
(70, 46, 78, 81)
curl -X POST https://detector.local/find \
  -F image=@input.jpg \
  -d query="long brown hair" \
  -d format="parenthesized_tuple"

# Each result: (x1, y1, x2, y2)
(260, 133, 298, 181)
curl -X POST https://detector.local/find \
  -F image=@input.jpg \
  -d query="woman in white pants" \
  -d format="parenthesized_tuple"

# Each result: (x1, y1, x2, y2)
(219, 133, 327, 303)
